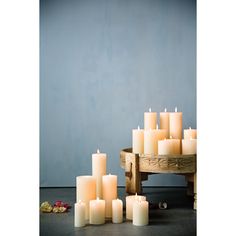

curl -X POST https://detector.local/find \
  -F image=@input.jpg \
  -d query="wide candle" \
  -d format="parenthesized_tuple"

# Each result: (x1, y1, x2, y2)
(160, 108, 170, 138)
(158, 137, 180, 155)
(132, 126, 144, 154)
(89, 198, 105, 225)
(133, 198, 149, 226)
(144, 108, 157, 130)
(184, 127, 197, 139)
(92, 149, 106, 198)
(102, 174, 117, 218)
(74, 200, 85, 227)
(76, 176, 96, 220)
(182, 138, 197, 154)
(169, 107, 182, 140)
(112, 198, 123, 223)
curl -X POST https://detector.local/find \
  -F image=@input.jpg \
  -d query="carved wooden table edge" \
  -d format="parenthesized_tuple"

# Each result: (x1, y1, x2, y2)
(120, 148, 197, 210)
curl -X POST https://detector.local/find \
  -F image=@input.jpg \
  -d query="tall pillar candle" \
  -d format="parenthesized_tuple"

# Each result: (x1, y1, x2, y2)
(89, 198, 105, 225)
(169, 107, 182, 140)
(126, 194, 146, 220)
(112, 198, 123, 223)
(133, 199, 149, 226)
(144, 108, 157, 130)
(76, 176, 96, 220)
(184, 127, 197, 139)
(182, 138, 197, 154)
(102, 174, 117, 218)
(92, 149, 106, 198)
(74, 200, 86, 227)
(132, 126, 144, 154)
(160, 108, 170, 138)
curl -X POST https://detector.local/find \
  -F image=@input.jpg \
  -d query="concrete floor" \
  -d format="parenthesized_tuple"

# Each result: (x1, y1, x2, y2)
(40, 187, 196, 236)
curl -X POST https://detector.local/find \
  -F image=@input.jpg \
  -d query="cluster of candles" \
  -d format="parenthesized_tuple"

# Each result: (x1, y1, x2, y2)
(74, 150, 149, 227)
(132, 108, 197, 155)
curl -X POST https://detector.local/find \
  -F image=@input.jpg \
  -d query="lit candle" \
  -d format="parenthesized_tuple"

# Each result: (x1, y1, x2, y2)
(133, 198, 149, 226)
(126, 193, 146, 220)
(182, 138, 197, 154)
(158, 137, 180, 155)
(160, 108, 170, 138)
(74, 200, 86, 227)
(184, 127, 197, 139)
(112, 198, 123, 223)
(144, 108, 157, 130)
(76, 176, 96, 220)
(92, 149, 107, 198)
(132, 126, 144, 154)
(102, 174, 117, 218)
(89, 198, 105, 225)
(169, 107, 182, 140)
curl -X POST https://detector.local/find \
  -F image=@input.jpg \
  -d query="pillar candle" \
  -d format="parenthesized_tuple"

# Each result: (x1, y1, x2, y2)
(160, 108, 170, 138)
(184, 127, 197, 139)
(169, 107, 182, 140)
(144, 108, 157, 130)
(89, 198, 105, 225)
(126, 194, 146, 220)
(102, 174, 117, 218)
(92, 149, 106, 198)
(132, 126, 144, 154)
(112, 198, 123, 223)
(182, 138, 197, 154)
(76, 176, 96, 220)
(74, 200, 86, 227)
(133, 199, 149, 226)
(158, 138, 180, 155)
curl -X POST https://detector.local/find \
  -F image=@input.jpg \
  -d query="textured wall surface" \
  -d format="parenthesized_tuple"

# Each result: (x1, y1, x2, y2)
(40, 0, 196, 187)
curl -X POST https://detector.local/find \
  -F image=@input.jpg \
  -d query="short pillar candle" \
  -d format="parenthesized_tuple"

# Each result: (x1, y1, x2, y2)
(133, 198, 149, 226)
(112, 199, 123, 223)
(89, 198, 105, 225)
(184, 127, 197, 139)
(74, 200, 86, 227)
(182, 138, 197, 154)
(144, 108, 157, 130)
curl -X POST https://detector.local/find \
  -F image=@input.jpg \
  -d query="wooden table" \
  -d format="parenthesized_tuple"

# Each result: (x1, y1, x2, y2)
(120, 148, 197, 209)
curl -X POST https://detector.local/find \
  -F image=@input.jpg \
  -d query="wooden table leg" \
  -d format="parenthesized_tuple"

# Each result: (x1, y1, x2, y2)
(193, 173, 197, 210)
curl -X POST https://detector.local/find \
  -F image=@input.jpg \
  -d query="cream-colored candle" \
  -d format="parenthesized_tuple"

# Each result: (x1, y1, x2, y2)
(184, 127, 197, 139)
(182, 138, 197, 154)
(76, 176, 96, 220)
(133, 198, 149, 226)
(89, 198, 105, 225)
(158, 137, 180, 155)
(144, 108, 157, 130)
(74, 200, 86, 227)
(160, 108, 170, 138)
(92, 149, 107, 198)
(126, 194, 146, 220)
(112, 198, 123, 223)
(169, 107, 182, 140)
(132, 126, 144, 154)
(102, 174, 117, 218)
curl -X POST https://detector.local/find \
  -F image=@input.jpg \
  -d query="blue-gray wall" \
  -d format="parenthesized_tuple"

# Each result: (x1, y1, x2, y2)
(40, 0, 196, 187)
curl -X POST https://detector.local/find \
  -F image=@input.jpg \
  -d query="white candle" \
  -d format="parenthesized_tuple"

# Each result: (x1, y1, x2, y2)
(184, 127, 197, 139)
(158, 137, 180, 155)
(92, 149, 107, 198)
(126, 194, 146, 220)
(74, 200, 86, 227)
(112, 198, 123, 223)
(76, 176, 96, 220)
(160, 108, 170, 138)
(144, 108, 157, 130)
(89, 198, 105, 225)
(182, 138, 197, 154)
(169, 107, 182, 140)
(133, 198, 149, 226)
(132, 126, 144, 154)
(102, 174, 117, 218)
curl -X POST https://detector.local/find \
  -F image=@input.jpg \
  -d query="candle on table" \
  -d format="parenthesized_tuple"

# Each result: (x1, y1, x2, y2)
(133, 198, 149, 226)
(144, 108, 157, 130)
(160, 108, 170, 138)
(132, 126, 144, 154)
(182, 138, 197, 154)
(92, 149, 107, 198)
(89, 198, 105, 225)
(74, 200, 86, 227)
(76, 176, 96, 220)
(169, 107, 182, 140)
(102, 174, 117, 218)
(112, 198, 123, 223)
(126, 193, 146, 220)
(184, 127, 197, 139)
(158, 137, 180, 155)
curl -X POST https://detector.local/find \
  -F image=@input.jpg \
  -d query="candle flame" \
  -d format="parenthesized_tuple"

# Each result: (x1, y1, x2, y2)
(149, 108, 151, 112)
(175, 107, 177, 112)
(189, 127, 191, 130)
(138, 125, 140, 130)
(97, 149, 100, 153)
(164, 108, 167, 112)
(156, 124, 159, 130)
(97, 197, 99, 200)
(170, 136, 173, 139)
(109, 173, 111, 175)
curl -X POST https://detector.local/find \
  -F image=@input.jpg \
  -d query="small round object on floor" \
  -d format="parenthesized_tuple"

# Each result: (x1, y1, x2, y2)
(158, 201, 168, 209)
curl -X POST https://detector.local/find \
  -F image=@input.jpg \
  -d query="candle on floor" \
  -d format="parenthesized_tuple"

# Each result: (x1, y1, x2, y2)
(144, 108, 157, 130)
(92, 149, 107, 198)
(102, 174, 117, 218)
(158, 137, 180, 155)
(133, 198, 149, 226)
(126, 194, 146, 220)
(132, 126, 144, 154)
(184, 127, 197, 139)
(182, 138, 197, 154)
(169, 107, 182, 140)
(112, 198, 123, 223)
(76, 176, 96, 220)
(89, 198, 105, 225)
(74, 200, 86, 227)
(160, 108, 170, 138)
